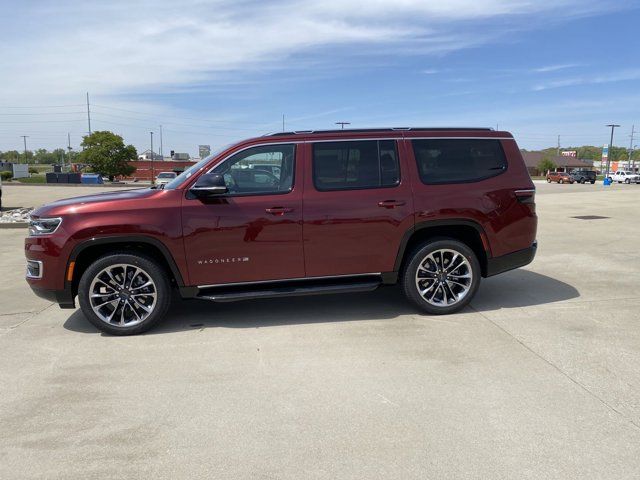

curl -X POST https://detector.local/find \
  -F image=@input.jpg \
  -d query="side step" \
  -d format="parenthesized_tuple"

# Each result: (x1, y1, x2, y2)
(197, 277, 381, 303)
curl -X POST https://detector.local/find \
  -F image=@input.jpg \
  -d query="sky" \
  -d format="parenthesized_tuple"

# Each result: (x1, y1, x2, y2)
(1, 0, 639, 157)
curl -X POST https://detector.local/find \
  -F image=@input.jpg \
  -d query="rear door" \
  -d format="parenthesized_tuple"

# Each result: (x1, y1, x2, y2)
(302, 138, 413, 277)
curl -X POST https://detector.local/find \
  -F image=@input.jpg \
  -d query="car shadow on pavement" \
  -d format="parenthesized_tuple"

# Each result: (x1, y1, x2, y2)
(63, 269, 579, 335)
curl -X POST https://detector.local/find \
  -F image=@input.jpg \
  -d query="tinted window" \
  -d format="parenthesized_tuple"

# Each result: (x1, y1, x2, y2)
(212, 144, 295, 195)
(412, 139, 507, 184)
(312, 140, 399, 191)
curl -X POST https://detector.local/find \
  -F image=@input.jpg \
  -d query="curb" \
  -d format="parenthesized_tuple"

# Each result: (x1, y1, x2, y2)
(0, 222, 28, 229)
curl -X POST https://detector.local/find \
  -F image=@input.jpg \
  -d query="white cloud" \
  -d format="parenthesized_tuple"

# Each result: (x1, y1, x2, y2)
(532, 69, 640, 91)
(0, 0, 632, 152)
(532, 63, 583, 73)
(0, 0, 626, 98)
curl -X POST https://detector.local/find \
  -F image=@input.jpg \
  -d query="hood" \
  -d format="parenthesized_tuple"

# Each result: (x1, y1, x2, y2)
(32, 187, 159, 217)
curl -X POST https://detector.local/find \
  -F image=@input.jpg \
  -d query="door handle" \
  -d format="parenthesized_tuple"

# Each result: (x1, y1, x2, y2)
(378, 200, 406, 209)
(265, 207, 293, 216)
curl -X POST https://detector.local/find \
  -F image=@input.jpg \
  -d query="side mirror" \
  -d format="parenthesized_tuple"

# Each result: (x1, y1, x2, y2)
(190, 173, 228, 197)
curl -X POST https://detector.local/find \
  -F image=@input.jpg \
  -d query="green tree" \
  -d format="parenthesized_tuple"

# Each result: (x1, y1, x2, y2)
(77, 131, 137, 181)
(538, 156, 557, 175)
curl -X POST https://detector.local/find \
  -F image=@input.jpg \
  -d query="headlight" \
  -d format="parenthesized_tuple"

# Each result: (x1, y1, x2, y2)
(29, 217, 62, 236)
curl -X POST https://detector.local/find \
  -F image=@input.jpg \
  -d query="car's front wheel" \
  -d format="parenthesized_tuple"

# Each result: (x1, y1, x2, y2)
(401, 239, 481, 315)
(78, 253, 171, 335)
(625, 178, 631, 184)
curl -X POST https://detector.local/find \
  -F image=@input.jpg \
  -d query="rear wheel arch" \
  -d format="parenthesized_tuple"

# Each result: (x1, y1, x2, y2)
(67, 236, 184, 297)
(394, 221, 490, 278)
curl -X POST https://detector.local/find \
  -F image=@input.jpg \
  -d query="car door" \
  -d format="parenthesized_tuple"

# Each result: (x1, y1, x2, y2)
(181, 143, 304, 286)
(301, 138, 413, 277)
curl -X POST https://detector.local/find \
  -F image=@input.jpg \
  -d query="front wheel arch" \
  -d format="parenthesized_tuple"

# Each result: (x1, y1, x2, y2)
(68, 237, 184, 298)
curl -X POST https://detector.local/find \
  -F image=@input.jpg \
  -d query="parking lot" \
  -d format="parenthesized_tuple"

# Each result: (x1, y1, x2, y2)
(1, 182, 640, 479)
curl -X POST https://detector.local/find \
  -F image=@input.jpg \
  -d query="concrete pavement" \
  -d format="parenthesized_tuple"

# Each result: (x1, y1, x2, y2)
(1, 184, 640, 479)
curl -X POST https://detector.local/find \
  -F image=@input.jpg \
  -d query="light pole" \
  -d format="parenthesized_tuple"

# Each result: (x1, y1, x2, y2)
(605, 124, 620, 179)
(150, 131, 155, 185)
(20, 135, 29, 164)
(335, 121, 350, 130)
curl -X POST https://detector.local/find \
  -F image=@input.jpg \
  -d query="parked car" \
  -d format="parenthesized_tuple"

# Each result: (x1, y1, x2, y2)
(154, 171, 177, 187)
(0, 175, 2, 210)
(609, 171, 640, 184)
(25, 128, 537, 335)
(569, 169, 596, 184)
(546, 171, 574, 184)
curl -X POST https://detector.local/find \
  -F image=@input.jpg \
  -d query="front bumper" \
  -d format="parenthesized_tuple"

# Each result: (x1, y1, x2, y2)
(485, 241, 537, 277)
(29, 284, 76, 309)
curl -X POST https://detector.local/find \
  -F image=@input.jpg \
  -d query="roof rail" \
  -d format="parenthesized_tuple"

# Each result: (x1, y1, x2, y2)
(265, 127, 494, 136)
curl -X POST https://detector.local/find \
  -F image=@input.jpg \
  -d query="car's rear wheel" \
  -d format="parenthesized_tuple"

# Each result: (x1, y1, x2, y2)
(401, 239, 480, 315)
(625, 178, 631, 184)
(78, 253, 171, 335)
(546, 178, 551, 183)
(591, 180, 595, 184)
(559, 179, 564, 184)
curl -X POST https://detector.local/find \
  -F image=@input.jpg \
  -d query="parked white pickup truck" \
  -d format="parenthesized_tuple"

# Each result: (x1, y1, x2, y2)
(609, 171, 640, 184)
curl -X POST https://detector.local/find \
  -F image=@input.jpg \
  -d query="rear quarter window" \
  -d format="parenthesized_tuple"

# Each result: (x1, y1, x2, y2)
(412, 139, 507, 184)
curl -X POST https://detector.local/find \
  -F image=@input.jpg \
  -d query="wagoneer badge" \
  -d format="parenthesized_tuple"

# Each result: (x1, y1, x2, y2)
(197, 257, 250, 265)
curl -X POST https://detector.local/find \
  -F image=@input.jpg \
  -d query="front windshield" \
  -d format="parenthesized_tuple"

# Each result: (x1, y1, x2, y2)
(163, 145, 230, 190)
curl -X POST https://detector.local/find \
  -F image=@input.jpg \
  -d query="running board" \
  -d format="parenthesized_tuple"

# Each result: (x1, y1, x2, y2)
(196, 278, 381, 303)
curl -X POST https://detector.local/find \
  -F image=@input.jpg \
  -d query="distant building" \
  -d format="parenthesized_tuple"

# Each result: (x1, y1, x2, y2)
(521, 152, 593, 176)
(172, 152, 190, 161)
(138, 150, 162, 161)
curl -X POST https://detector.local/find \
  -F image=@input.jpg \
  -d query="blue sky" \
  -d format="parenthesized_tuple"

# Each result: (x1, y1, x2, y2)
(1, 0, 639, 156)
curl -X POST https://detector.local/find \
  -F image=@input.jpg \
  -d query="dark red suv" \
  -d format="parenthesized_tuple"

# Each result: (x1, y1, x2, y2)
(25, 128, 537, 335)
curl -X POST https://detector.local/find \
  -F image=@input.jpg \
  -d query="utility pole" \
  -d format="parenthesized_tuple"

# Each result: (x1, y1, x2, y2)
(557, 135, 561, 156)
(150, 131, 155, 184)
(159, 125, 163, 158)
(282, 114, 285, 132)
(66, 133, 72, 171)
(605, 124, 621, 179)
(335, 121, 351, 130)
(20, 135, 29, 164)
(628, 125, 635, 171)
(86, 92, 92, 135)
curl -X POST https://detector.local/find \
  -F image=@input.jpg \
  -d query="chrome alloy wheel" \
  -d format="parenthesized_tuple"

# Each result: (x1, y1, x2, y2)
(414, 249, 473, 307)
(89, 263, 157, 327)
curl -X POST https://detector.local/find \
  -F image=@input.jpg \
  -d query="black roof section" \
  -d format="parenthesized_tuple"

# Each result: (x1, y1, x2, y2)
(265, 127, 494, 137)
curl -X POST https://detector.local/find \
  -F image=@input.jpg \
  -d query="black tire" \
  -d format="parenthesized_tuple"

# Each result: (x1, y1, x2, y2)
(591, 181, 595, 184)
(401, 238, 481, 315)
(580, 178, 585, 184)
(546, 178, 551, 183)
(559, 179, 564, 184)
(78, 252, 171, 335)
(625, 179, 630, 184)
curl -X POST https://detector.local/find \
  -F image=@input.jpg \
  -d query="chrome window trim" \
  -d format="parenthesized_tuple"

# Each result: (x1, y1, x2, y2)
(26, 260, 43, 279)
(204, 137, 515, 174)
(205, 141, 303, 174)
(197, 272, 382, 289)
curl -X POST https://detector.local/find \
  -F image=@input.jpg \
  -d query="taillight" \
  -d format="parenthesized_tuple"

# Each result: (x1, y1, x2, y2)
(515, 189, 536, 214)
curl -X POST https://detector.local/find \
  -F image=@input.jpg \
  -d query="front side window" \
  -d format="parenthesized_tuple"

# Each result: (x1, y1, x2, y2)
(212, 144, 295, 195)
(412, 139, 507, 184)
(312, 140, 399, 191)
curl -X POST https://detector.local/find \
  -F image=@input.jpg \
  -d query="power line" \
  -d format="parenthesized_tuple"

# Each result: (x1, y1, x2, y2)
(0, 104, 85, 109)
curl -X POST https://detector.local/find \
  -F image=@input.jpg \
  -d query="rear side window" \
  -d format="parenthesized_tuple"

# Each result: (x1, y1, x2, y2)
(313, 140, 399, 191)
(412, 139, 507, 184)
